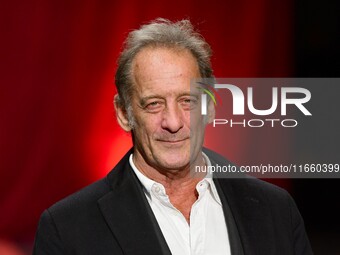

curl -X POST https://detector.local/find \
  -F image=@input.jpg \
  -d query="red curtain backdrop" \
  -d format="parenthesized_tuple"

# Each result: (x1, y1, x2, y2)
(0, 0, 292, 250)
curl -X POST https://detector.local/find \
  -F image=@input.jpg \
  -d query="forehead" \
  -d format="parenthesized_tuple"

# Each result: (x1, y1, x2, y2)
(131, 47, 200, 94)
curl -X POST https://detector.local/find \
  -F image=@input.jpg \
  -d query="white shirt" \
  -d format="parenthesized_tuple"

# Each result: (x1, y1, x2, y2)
(129, 153, 231, 255)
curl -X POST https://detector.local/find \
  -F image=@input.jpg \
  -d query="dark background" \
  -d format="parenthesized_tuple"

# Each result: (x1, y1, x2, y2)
(293, 0, 340, 254)
(0, 0, 339, 254)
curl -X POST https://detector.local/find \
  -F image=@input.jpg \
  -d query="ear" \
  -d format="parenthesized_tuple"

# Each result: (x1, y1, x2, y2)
(206, 99, 215, 124)
(114, 94, 132, 132)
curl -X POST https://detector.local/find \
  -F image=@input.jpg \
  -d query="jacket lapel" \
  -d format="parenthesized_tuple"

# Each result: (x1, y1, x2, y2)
(216, 178, 276, 254)
(213, 178, 245, 255)
(97, 151, 171, 255)
(204, 147, 276, 254)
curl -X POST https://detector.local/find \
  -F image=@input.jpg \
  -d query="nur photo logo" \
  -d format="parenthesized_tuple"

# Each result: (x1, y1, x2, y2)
(195, 78, 312, 128)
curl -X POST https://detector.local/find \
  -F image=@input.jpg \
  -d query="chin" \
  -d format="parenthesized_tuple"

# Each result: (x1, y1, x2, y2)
(156, 154, 189, 171)
(150, 143, 190, 168)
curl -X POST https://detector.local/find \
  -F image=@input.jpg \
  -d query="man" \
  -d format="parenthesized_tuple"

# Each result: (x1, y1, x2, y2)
(33, 19, 313, 254)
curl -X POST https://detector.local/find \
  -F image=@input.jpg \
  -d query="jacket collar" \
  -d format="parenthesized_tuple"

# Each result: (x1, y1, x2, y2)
(205, 147, 276, 254)
(97, 149, 171, 255)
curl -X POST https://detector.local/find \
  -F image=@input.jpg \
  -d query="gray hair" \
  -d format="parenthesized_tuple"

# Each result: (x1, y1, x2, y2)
(114, 18, 213, 112)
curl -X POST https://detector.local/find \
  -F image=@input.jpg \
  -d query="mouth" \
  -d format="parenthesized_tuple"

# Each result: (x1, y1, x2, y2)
(157, 137, 189, 144)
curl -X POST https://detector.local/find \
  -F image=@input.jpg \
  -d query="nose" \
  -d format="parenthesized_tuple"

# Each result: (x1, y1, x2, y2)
(161, 102, 184, 133)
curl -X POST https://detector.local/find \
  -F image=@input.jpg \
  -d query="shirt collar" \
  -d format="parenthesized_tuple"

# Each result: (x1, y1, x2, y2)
(129, 152, 222, 205)
(201, 152, 222, 205)
(129, 154, 156, 198)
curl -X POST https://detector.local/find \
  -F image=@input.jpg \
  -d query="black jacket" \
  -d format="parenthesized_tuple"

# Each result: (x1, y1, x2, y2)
(33, 148, 313, 254)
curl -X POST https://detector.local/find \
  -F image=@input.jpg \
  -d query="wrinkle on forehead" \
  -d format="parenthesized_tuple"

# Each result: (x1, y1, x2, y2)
(131, 47, 200, 87)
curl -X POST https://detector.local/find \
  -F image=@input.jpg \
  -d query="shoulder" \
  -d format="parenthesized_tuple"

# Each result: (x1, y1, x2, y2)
(48, 177, 110, 215)
(34, 151, 134, 254)
(218, 176, 292, 210)
(204, 147, 293, 207)
(47, 149, 133, 218)
(236, 176, 289, 198)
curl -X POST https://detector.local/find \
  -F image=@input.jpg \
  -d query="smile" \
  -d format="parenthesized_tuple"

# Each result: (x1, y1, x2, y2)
(157, 138, 188, 144)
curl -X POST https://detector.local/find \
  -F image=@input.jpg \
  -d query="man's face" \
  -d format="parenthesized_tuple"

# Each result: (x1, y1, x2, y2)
(117, 47, 213, 172)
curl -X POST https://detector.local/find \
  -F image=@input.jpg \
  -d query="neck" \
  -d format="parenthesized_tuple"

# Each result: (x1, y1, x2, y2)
(132, 150, 207, 223)
(132, 150, 206, 191)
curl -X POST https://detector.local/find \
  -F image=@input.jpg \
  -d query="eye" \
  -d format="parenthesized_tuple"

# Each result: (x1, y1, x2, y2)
(145, 101, 164, 112)
(180, 97, 197, 110)
(149, 101, 160, 107)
